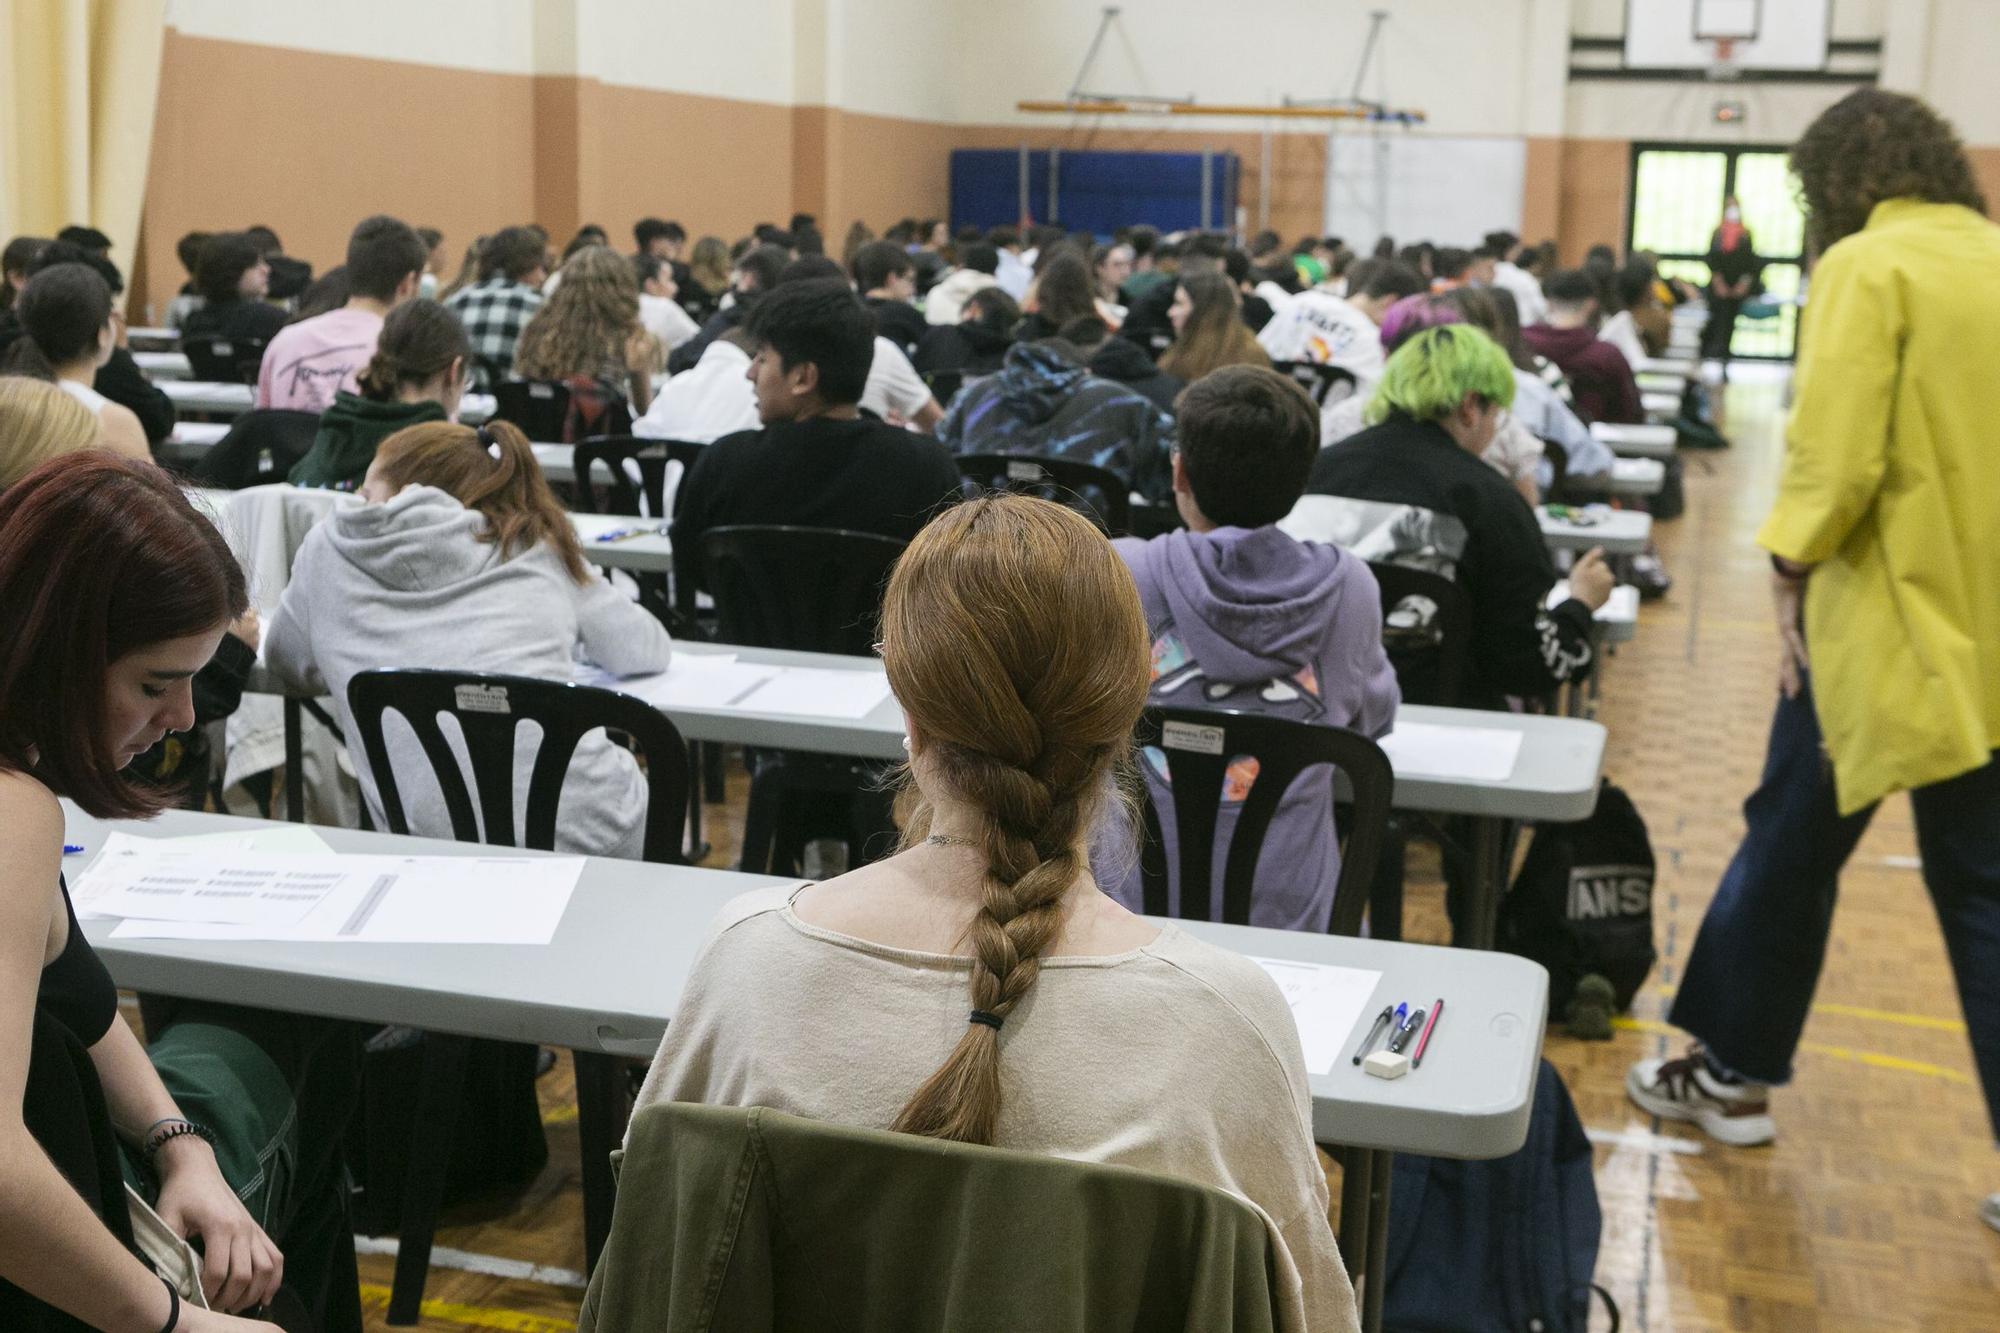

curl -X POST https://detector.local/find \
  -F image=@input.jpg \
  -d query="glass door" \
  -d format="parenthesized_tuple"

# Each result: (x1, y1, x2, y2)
(1628, 144, 1807, 360)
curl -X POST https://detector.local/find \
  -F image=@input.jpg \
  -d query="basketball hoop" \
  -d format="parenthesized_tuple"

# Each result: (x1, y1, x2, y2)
(1707, 37, 1743, 81)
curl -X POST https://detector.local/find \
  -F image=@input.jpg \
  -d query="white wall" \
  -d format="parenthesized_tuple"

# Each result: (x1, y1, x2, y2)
(162, 0, 539, 73)
(574, 0, 797, 102)
(1920, 0, 2000, 143)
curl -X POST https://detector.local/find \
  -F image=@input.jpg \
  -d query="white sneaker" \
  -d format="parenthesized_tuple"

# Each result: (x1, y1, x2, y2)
(1982, 1193, 2000, 1235)
(1626, 1046, 1777, 1147)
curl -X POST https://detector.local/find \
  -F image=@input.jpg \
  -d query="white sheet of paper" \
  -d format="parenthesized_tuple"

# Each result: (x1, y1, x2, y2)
(1378, 722, 1523, 783)
(1251, 957, 1384, 1075)
(732, 668, 893, 719)
(74, 830, 339, 917)
(79, 850, 583, 944)
(579, 656, 785, 711)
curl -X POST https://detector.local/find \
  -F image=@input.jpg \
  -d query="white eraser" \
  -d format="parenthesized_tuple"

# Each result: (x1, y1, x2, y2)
(1363, 1050, 1410, 1080)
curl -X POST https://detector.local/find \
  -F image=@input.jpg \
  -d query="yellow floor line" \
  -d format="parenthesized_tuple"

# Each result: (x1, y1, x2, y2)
(541, 1104, 579, 1126)
(1652, 986, 1966, 1034)
(358, 1284, 576, 1333)
(1613, 1017, 1972, 1084)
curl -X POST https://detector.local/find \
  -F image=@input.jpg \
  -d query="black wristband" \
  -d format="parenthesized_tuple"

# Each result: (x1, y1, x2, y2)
(155, 1277, 180, 1333)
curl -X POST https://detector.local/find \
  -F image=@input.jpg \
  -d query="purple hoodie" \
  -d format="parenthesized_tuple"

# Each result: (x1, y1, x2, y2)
(1103, 525, 1399, 931)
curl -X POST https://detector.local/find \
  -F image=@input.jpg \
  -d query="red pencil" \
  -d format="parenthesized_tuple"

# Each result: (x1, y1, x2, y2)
(1412, 998, 1444, 1067)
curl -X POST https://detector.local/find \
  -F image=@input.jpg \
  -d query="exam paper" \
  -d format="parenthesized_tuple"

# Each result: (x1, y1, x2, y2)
(74, 830, 338, 917)
(733, 667, 893, 719)
(578, 656, 783, 710)
(1252, 957, 1384, 1075)
(76, 849, 583, 944)
(1379, 722, 1523, 783)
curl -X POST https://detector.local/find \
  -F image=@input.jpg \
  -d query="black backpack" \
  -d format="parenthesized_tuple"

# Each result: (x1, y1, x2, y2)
(1383, 1060, 1615, 1332)
(1500, 779, 1658, 1012)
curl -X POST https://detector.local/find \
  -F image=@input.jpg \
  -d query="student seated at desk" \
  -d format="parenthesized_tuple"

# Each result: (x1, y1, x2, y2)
(1158, 272, 1272, 383)
(631, 252, 699, 363)
(513, 245, 656, 426)
(635, 493, 1360, 1333)
(181, 232, 288, 351)
(1522, 269, 1643, 426)
(7, 262, 151, 462)
(442, 225, 546, 390)
(0, 374, 98, 489)
(165, 229, 209, 331)
(0, 452, 360, 1333)
(670, 278, 960, 594)
(1291, 325, 1614, 708)
(773, 255, 946, 431)
(256, 214, 428, 414)
(852, 239, 928, 357)
(264, 420, 671, 857)
(911, 286, 1019, 402)
(287, 297, 467, 489)
(630, 326, 759, 443)
(1104, 366, 1398, 930)
(1485, 287, 1615, 488)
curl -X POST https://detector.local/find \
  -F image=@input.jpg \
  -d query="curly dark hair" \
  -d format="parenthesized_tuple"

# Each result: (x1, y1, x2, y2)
(1790, 89, 1987, 251)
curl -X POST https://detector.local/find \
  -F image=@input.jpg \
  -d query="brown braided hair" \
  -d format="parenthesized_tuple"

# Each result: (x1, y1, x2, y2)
(880, 494, 1151, 1145)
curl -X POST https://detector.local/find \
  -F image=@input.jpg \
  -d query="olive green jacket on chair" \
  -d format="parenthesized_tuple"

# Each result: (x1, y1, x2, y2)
(578, 1102, 1283, 1333)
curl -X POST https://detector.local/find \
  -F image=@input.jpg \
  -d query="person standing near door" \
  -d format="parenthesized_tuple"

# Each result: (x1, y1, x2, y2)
(1699, 194, 1760, 375)
(1625, 89, 2000, 1235)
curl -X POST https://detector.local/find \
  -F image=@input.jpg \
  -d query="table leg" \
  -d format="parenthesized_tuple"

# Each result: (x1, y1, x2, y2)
(1462, 817, 1506, 951)
(1335, 1145, 1371, 1282)
(387, 1034, 470, 1325)
(574, 1050, 629, 1272)
(283, 697, 304, 823)
(1363, 1149, 1394, 1333)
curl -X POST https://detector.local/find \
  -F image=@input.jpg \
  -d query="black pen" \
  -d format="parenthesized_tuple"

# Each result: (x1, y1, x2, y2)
(1351, 1005, 1395, 1065)
(1388, 1007, 1426, 1055)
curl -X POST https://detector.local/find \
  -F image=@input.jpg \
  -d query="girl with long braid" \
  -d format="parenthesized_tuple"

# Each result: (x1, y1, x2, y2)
(635, 494, 1358, 1330)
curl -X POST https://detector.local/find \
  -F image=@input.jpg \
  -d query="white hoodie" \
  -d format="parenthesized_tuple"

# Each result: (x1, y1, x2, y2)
(262, 486, 672, 858)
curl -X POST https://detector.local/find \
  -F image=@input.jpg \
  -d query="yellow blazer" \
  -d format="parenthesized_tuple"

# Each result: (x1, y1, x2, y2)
(1759, 199, 2000, 813)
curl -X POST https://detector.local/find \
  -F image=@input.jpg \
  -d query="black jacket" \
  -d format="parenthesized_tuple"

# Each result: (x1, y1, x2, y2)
(1299, 414, 1594, 707)
(1118, 281, 1178, 362)
(912, 321, 1015, 408)
(1087, 336, 1184, 417)
(864, 298, 928, 357)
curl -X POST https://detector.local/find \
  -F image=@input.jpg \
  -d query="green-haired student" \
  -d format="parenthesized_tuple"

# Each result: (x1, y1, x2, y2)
(1283, 323, 1613, 709)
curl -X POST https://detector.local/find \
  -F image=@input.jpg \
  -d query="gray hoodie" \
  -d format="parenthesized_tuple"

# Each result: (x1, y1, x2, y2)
(263, 486, 672, 859)
(1103, 525, 1399, 930)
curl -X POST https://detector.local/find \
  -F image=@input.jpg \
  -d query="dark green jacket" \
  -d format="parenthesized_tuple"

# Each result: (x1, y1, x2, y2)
(579, 1103, 1281, 1333)
(286, 393, 447, 489)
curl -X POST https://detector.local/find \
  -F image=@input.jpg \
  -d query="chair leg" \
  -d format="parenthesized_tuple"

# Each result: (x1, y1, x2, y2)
(1368, 822, 1406, 942)
(702, 741, 726, 804)
(574, 1051, 627, 1274)
(386, 1034, 471, 1325)
(737, 767, 780, 875)
(682, 748, 710, 864)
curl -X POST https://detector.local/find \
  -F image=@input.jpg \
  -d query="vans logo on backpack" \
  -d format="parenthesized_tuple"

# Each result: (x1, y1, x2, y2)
(454, 684, 511, 715)
(1567, 865, 1652, 920)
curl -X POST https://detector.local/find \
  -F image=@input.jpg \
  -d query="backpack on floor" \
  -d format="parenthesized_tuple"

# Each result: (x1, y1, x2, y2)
(1383, 1061, 1615, 1332)
(1500, 779, 1658, 1012)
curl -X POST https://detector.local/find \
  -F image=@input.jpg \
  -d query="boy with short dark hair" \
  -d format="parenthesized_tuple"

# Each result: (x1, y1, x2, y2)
(1105, 365, 1399, 930)
(1522, 268, 1643, 424)
(256, 214, 427, 412)
(444, 224, 547, 388)
(669, 278, 959, 593)
(851, 239, 927, 355)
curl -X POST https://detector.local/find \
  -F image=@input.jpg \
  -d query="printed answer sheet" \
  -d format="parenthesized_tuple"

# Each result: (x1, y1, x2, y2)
(1378, 722, 1523, 783)
(1252, 956, 1384, 1075)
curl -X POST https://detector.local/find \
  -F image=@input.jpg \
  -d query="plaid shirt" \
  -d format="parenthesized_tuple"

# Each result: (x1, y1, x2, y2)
(445, 277, 543, 388)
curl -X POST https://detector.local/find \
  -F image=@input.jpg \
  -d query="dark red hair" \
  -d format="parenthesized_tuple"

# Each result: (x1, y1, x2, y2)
(0, 453, 248, 817)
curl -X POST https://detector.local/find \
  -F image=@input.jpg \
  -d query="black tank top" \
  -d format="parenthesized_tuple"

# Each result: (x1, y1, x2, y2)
(39, 877, 117, 1046)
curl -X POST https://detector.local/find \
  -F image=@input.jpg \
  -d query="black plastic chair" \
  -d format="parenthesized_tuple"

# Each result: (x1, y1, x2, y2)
(1132, 706, 1393, 937)
(956, 452, 1132, 536)
(186, 409, 320, 489)
(1541, 438, 1571, 505)
(185, 335, 268, 385)
(570, 436, 706, 520)
(1366, 561, 1472, 709)
(491, 379, 574, 442)
(699, 525, 907, 876)
(1272, 360, 1359, 409)
(343, 668, 691, 1320)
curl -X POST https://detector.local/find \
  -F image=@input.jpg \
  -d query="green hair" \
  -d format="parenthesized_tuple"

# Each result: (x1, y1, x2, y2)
(1363, 324, 1517, 426)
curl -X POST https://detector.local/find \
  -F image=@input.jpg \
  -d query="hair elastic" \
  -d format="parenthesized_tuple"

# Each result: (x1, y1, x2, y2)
(153, 1278, 179, 1333)
(969, 1009, 1004, 1031)
(476, 423, 498, 456)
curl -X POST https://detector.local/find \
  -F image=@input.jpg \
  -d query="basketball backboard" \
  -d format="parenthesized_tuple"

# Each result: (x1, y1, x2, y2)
(1623, 0, 1831, 70)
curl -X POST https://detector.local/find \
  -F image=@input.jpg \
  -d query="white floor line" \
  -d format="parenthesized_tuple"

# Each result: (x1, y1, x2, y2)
(353, 1236, 588, 1290)
(1586, 1124, 1705, 1156)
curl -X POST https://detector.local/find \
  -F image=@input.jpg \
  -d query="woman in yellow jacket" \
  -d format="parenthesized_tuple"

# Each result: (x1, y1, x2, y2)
(1628, 90, 2000, 1233)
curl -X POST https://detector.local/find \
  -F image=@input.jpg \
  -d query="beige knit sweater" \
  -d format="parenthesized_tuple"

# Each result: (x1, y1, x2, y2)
(634, 885, 1361, 1332)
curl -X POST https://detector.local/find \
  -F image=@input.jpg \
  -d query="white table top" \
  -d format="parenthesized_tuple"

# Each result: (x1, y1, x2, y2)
(67, 804, 1548, 1159)
(158, 382, 494, 425)
(1538, 505, 1651, 556)
(653, 643, 1604, 823)
(1634, 356, 1696, 378)
(1641, 390, 1680, 421)
(1548, 581, 1639, 643)
(1606, 457, 1664, 498)
(127, 327, 178, 350)
(1590, 421, 1677, 461)
(135, 350, 191, 380)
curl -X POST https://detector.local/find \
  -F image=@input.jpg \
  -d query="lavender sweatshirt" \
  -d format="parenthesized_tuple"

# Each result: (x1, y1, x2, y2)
(1105, 526, 1399, 931)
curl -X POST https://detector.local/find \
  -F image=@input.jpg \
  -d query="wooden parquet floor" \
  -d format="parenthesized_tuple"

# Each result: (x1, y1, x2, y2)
(356, 369, 2000, 1331)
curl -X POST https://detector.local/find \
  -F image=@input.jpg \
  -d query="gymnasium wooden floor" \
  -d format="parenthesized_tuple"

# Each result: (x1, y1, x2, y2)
(351, 370, 2000, 1331)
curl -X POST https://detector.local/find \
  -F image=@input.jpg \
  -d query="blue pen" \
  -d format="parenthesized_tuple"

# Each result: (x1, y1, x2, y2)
(62, 845, 85, 855)
(593, 527, 634, 543)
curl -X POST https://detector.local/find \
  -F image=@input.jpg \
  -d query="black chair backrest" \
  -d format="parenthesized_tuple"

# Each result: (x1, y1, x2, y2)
(1541, 438, 1570, 505)
(1366, 560, 1472, 708)
(700, 525, 907, 657)
(345, 669, 690, 864)
(491, 380, 573, 442)
(188, 409, 322, 489)
(1272, 360, 1359, 409)
(955, 452, 1131, 536)
(185, 335, 268, 386)
(1133, 706, 1393, 937)
(924, 369, 965, 411)
(571, 436, 706, 519)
